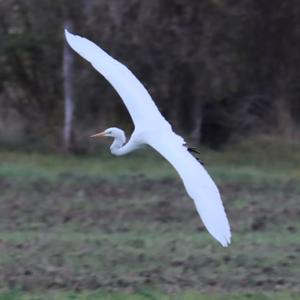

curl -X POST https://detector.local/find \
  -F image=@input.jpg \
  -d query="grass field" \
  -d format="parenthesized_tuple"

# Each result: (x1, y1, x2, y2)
(0, 137, 299, 299)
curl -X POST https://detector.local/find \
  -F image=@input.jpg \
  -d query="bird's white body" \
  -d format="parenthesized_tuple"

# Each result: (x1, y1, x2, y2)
(65, 30, 231, 247)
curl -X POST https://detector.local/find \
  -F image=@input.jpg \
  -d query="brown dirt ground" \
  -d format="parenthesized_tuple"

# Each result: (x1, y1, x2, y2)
(0, 177, 299, 293)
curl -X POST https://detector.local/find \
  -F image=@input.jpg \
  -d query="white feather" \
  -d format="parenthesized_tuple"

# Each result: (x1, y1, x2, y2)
(146, 132, 231, 246)
(65, 30, 231, 246)
(65, 30, 171, 131)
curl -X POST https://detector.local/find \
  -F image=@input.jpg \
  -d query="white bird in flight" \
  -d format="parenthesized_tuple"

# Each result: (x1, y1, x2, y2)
(65, 30, 231, 247)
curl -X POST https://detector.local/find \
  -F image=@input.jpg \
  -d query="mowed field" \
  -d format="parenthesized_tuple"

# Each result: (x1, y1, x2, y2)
(0, 138, 299, 300)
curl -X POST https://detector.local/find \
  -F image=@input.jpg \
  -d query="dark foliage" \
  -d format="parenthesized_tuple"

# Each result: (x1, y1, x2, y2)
(0, 0, 300, 150)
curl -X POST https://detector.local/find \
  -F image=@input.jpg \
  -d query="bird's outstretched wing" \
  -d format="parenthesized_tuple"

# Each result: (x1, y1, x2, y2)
(65, 30, 231, 246)
(146, 132, 231, 247)
(65, 30, 171, 131)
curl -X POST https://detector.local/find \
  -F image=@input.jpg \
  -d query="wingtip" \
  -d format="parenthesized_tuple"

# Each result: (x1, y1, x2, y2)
(64, 28, 72, 39)
(221, 239, 231, 247)
(210, 227, 231, 247)
(220, 232, 231, 247)
(64, 29, 77, 43)
(64, 29, 79, 49)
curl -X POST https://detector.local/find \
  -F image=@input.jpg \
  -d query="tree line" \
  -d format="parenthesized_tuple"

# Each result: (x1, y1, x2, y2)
(0, 0, 299, 152)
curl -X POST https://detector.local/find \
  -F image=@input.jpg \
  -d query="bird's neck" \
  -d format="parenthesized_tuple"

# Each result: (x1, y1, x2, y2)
(110, 135, 126, 155)
(110, 131, 140, 156)
(110, 129, 137, 156)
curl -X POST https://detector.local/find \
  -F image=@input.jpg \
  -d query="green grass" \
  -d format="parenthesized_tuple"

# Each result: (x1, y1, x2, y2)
(1, 290, 300, 300)
(1, 136, 300, 184)
(0, 137, 299, 298)
(0, 149, 175, 183)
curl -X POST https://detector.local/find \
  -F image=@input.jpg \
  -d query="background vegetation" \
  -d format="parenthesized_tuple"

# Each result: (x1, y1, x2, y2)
(0, 0, 300, 150)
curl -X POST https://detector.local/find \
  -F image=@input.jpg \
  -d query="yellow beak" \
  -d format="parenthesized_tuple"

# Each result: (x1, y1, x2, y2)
(90, 131, 106, 138)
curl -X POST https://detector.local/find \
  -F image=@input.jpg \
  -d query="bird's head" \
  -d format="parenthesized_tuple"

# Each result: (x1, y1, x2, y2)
(90, 127, 125, 139)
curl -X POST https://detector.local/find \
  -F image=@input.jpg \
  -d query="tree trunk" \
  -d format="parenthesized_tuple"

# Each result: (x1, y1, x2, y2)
(62, 20, 75, 152)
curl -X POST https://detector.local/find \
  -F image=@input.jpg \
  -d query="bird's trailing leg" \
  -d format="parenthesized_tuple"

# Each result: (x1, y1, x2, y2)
(185, 144, 204, 165)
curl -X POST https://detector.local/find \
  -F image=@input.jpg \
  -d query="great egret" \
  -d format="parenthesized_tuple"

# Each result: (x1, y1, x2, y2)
(65, 30, 231, 247)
